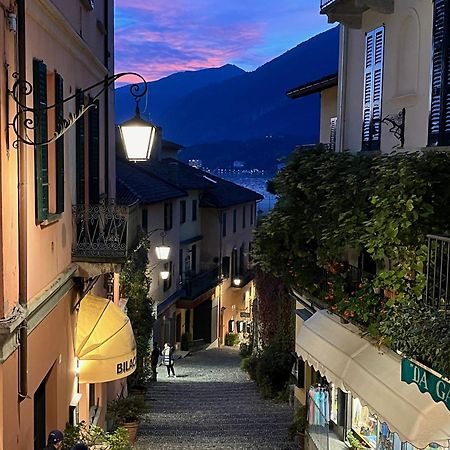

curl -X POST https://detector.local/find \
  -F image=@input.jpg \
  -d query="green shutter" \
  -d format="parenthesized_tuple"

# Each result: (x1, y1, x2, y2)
(33, 59, 49, 223)
(76, 90, 85, 204)
(88, 99, 100, 204)
(55, 73, 65, 213)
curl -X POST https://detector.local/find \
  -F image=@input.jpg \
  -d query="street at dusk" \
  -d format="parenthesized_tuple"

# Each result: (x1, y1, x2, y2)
(0, 1, 448, 450)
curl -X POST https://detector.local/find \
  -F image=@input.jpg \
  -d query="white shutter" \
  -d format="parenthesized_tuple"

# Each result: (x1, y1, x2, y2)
(362, 27, 384, 151)
(329, 117, 337, 151)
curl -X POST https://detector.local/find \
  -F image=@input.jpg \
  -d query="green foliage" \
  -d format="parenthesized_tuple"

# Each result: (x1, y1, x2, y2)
(239, 341, 253, 358)
(181, 332, 193, 351)
(106, 395, 147, 427)
(289, 405, 308, 438)
(347, 431, 364, 450)
(224, 333, 240, 346)
(63, 422, 131, 450)
(252, 147, 450, 377)
(120, 237, 155, 388)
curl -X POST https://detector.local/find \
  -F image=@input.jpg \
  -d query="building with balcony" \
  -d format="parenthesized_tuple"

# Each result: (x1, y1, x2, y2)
(117, 139, 263, 350)
(0, 1, 136, 448)
(279, 1, 450, 449)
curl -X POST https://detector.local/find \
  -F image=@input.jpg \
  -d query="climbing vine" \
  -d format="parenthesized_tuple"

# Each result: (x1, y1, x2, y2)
(252, 146, 450, 377)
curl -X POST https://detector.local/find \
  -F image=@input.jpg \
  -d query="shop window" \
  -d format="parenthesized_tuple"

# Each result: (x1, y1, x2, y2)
(351, 398, 378, 448)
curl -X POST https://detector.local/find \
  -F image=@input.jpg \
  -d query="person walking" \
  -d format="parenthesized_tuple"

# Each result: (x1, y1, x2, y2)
(162, 342, 176, 377)
(151, 341, 161, 381)
(42, 430, 64, 450)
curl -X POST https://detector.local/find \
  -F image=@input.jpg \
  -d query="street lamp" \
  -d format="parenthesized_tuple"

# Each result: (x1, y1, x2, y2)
(118, 103, 158, 162)
(232, 276, 242, 287)
(9, 71, 155, 162)
(160, 263, 170, 280)
(155, 232, 170, 260)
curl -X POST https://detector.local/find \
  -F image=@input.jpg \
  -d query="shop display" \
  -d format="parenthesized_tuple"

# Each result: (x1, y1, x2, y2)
(308, 385, 329, 426)
(352, 398, 378, 448)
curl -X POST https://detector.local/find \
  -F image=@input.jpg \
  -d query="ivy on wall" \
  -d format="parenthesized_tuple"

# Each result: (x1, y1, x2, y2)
(252, 147, 450, 377)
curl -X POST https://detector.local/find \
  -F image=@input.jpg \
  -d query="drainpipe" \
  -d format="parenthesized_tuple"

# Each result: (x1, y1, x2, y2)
(337, 24, 348, 153)
(17, 0, 28, 402)
(103, 0, 110, 198)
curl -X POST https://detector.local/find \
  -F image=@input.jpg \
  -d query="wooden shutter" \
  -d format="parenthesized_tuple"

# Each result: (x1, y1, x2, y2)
(75, 90, 85, 204)
(429, 0, 449, 146)
(329, 117, 337, 151)
(89, 99, 100, 204)
(362, 27, 384, 151)
(55, 73, 64, 214)
(33, 59, 49, 222)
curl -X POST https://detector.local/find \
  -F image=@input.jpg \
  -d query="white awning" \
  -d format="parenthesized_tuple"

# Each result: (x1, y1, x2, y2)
(297, 310, 450, 448)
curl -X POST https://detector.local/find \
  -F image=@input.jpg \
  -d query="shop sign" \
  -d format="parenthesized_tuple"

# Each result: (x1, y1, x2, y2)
(240, 312, 251, 318)
(401, 359, 450, 411)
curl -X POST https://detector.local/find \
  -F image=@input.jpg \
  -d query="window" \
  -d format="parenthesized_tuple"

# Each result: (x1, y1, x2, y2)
(88, 98, 100, 204)
(163, 262, 173, 292)
(231, 248, 238, 278)
(180, 200, 186, 224)
(141, 209, 148, 232)
(179, 249, 183, 281)
(192, 199, 198, 221)
(362, 26, 384, 151)
(429, 0, 450, 146)
(164, 202, 173, 230)
(222, 212, 227, 237)
(250, 203, 254, 226)
(191, 245, 197, 275)
(75, 89, 85, 205)
(242, 206, 246, 229)
(222, 256, 230, 278)
(33, 63, 66, 222)
(248, 242, 252, 264)
(239, 244, 245, 273)
(233, 209, 237, 233)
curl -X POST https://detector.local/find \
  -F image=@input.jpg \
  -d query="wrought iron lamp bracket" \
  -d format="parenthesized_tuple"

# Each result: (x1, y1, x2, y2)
(8, 71, 147, 149)
(373, 108, 406, 149)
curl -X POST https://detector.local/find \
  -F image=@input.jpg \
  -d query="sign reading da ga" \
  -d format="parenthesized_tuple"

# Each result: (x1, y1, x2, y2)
(401, 359, 450, 411)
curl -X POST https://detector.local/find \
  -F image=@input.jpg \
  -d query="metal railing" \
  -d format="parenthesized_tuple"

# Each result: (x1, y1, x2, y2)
(320, 0, 336, 8)
(72, 203, 139, 262)
(425, 235, 450, 314)
(182, 267, 220, 299)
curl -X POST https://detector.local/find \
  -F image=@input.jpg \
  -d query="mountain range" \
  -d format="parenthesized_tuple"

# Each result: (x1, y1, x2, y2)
(116, 27, 339, 170)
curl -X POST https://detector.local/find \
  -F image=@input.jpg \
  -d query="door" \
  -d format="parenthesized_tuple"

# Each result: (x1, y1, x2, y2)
(193, 299, 212, 343)
(34, 379, 46, 450)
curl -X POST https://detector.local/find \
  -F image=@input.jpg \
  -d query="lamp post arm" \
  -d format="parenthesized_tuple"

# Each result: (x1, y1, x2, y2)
(9, 71, 148, 149)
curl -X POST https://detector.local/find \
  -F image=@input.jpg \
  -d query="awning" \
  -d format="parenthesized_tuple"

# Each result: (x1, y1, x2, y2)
(297, 310, 450, 448)
(75, 294, 137, 384)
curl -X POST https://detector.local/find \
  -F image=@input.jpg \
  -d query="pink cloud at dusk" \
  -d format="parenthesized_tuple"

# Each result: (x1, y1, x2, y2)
(115, 0, 332, 81)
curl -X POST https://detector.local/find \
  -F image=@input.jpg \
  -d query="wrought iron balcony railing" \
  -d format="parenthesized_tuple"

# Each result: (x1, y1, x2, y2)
(72, 203, 139, 263)
(182, 267, 220, 300)
(425, 235, 450, 314)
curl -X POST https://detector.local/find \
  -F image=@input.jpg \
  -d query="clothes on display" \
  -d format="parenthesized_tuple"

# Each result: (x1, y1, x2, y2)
(308, 385, 330, 426)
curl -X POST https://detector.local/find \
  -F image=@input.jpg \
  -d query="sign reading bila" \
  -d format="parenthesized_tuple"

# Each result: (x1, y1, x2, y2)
(401, 359, 450, 411)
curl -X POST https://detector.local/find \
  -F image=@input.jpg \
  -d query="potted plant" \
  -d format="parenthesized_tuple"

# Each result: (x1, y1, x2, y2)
(288, 404, 307, 449)
(106, 395, 147, 444)
(347, 430, 364, 450)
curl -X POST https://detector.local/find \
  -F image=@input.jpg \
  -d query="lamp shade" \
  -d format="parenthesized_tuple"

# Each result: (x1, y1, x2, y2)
(119, 113, 157, 162)
(233, 277, 242, 287)
(155, 245, 170, 260)
(160, 270, 170, 280)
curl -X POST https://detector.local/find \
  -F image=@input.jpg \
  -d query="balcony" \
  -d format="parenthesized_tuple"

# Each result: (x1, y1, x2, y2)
(320, 0, 394, 28)
(181, 267, 220, 301)
(425, 234, 450, 315)
(72, 203, 139, 264)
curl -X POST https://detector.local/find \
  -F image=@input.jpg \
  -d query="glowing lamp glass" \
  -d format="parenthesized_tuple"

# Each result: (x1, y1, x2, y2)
(233, 277, 242, 287)
(119, 114, 157, 162)
(155, 245, 170, 260)
(160, 270, 170, 280)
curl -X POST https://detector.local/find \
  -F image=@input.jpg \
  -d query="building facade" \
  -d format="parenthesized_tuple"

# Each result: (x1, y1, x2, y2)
(0, 1, 136, 449)
(287, 1, 450, 449)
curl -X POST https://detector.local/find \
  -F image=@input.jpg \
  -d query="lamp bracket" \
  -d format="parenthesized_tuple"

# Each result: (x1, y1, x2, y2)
(9, 71, 147, 149)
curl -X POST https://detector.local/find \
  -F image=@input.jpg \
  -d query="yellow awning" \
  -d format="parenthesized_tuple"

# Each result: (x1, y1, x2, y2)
(76, 294, 137, 384)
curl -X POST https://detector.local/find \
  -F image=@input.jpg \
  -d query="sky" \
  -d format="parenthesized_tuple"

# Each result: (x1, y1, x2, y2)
(114, 0, 332, 82)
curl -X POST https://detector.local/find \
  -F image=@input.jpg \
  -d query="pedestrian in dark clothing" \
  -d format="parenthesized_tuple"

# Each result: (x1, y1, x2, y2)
(71, 444, 89, 450)
(162, 342, 176, 377)
(42, 429, 64, 450)
(151, 341, 161, 381)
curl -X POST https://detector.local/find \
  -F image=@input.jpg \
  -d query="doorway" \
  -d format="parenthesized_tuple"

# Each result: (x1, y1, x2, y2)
(34, 379, 46, 450)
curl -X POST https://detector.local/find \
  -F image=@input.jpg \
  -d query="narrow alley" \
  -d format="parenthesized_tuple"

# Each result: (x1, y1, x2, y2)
(135, 347, 296, 450)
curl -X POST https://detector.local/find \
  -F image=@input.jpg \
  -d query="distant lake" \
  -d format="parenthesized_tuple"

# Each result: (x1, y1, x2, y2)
(220, 174, 276, 214)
